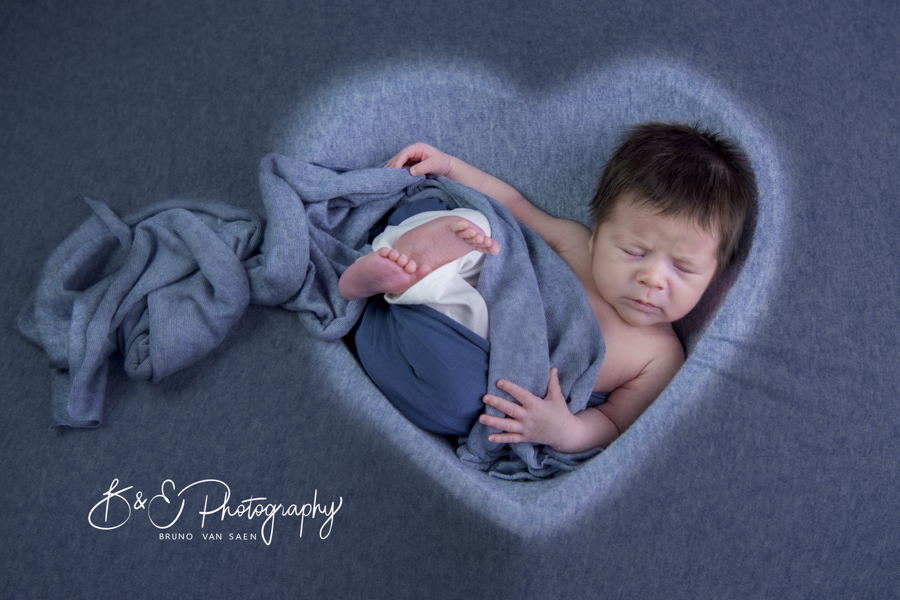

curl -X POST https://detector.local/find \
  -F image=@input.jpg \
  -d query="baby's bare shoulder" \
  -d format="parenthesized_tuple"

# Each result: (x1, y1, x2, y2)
(641, 324, 685, 374)
(617, 323, 683, 374)
(595, 320, 683, 393)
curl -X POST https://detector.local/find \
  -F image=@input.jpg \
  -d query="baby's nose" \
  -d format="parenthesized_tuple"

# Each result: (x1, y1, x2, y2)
(638, 267, 665, 290)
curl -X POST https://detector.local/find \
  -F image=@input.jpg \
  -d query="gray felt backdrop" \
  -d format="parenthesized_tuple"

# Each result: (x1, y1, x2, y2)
(2, 1, 898, 598)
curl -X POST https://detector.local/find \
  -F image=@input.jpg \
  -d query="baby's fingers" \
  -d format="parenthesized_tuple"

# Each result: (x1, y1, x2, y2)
(479, 410, 523, 433)
(385, 142, 439, 171)
(546, 368, 563, 400)
(385, 149, 414, 170)
(408, 156, 447, 177)
(385, 144, 424, 169)
(486, 432, 526, 445)
(479, 409, 527, 445)
(495, 378, 538, 406)
(482, 393, 525, 420)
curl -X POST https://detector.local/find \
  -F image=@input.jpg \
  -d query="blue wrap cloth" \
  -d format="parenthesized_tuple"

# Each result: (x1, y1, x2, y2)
(351, 197, 491, 438)
(18, 154, 605, 479)
(354, 299, 491, 437)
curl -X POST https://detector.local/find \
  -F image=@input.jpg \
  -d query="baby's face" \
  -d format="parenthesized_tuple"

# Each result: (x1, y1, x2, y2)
(590, 201, 719, 328)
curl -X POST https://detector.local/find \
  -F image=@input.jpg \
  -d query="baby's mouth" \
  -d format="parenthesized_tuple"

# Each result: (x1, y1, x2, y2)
(628, 298, 660, 312)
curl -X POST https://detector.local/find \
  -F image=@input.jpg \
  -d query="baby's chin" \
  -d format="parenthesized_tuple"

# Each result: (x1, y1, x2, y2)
(615, 304, 670, 329)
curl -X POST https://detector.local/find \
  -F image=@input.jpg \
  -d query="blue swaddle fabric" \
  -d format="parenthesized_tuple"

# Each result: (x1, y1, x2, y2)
(352, 196, 490, 437)
(19, 155, 604, 479)
(17, 198, 265, 427)
(16, 155, 406, 427)
(453, 185, 607, 479)
(265, 157, 606, 478)
(354, 299, 491, 436)
(16, 155, 402, 427)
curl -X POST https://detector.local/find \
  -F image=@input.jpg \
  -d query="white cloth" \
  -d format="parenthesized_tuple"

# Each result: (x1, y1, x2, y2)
(371, 208, 491, 339)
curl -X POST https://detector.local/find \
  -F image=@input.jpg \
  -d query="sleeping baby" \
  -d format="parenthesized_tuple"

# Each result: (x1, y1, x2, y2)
(340, 123, 756, 453)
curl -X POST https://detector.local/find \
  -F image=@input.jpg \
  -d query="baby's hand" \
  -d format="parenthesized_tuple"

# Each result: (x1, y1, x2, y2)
(385, 142, 452, 177)
(480, 368, 576, 451)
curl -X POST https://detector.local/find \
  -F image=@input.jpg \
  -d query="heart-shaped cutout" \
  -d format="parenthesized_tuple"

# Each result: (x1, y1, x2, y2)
(273, 58, 785, 535)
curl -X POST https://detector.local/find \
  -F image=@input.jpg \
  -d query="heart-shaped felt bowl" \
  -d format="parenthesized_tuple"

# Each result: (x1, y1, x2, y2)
(272, 58, 785, 536)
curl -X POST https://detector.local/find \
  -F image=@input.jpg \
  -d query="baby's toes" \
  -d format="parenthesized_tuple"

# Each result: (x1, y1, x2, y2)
(453, 220, 486, 238)
(475, 237, 499, 254)
(458, 226, 483, 243)
(449, 218, 471, 233)
(402, 257, 418, 274)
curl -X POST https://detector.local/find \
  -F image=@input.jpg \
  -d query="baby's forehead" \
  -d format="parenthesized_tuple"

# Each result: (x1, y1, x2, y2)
(603, 201, 720, 255)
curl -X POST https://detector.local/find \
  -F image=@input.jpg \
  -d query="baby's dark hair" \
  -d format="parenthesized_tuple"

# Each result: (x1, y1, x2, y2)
(589, 122, 757, 277)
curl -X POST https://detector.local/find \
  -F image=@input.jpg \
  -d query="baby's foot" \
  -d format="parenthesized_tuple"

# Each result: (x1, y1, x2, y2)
(338, 247, 432, 301)
(394, 216, 499, 272)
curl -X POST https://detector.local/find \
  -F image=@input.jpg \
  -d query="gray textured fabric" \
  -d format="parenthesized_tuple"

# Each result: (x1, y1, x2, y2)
(3, 0, 899, 597)
(18, 199, 264, 425)
(20, 155, 604, 478)
(14, 157, 408, 425)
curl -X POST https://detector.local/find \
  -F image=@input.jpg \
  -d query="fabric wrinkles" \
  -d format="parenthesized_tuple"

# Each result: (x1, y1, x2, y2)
(19, 156, 605, 479)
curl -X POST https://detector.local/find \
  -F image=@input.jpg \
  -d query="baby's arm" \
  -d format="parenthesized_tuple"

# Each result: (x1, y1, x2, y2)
(481, 342, 684, 453)
(386, 143, 580, 254)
